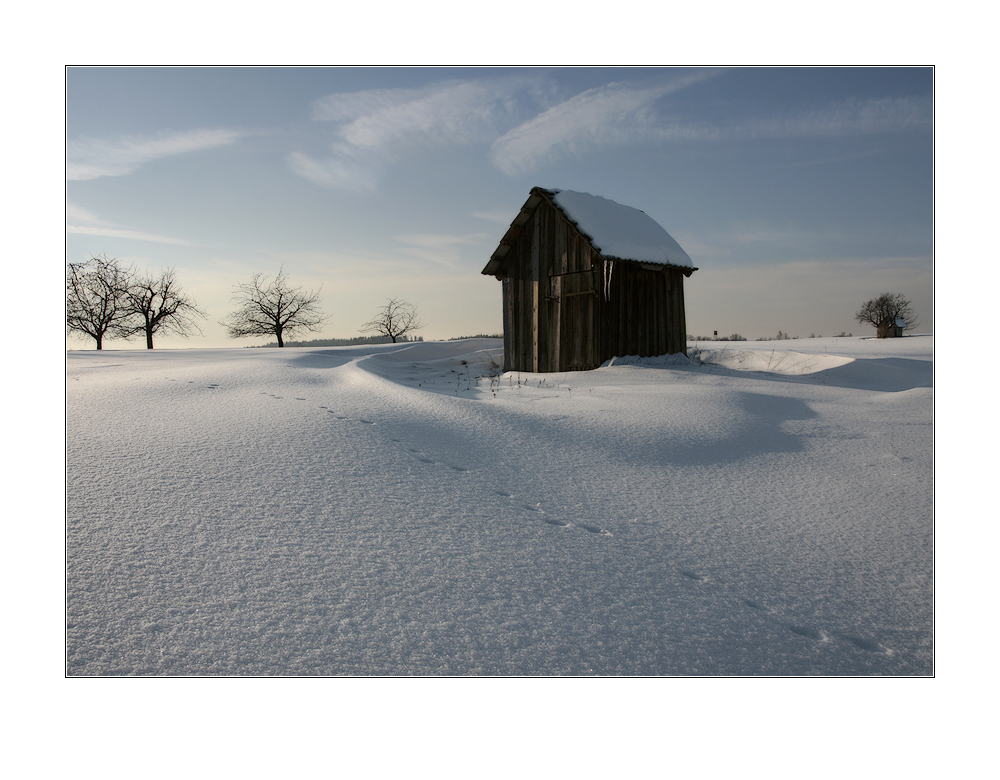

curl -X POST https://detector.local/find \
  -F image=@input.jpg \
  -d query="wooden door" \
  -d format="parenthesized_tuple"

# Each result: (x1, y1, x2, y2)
(552, 270, 597, 370)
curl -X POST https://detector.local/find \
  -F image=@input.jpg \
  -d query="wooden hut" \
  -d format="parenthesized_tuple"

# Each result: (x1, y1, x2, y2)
(877, 316, 906, 339)
(482, 187, 698, 372)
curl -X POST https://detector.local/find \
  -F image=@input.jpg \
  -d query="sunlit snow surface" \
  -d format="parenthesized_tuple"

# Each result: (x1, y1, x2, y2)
(67, 336, 932, 675)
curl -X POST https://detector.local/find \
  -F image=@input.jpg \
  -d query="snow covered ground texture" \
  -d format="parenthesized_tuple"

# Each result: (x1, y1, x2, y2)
(66, 335, 932, 675)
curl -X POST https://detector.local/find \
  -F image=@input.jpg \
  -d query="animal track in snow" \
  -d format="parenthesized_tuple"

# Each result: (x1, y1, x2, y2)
(504, 499, 610, 535)
(843, 635, 893, 654)
(740, 588, 892, 655)
(388, 439, 610, 535)
(787, 624, 826, 641)
(402, 446, 469, 473)
(180, 373, 897, 662)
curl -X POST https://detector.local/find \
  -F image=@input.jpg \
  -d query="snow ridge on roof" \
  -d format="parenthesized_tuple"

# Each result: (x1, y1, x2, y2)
(549, 189, 694, 269)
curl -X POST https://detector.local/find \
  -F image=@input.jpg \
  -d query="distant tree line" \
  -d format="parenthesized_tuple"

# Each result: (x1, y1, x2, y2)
(683, 294, 917, 345)
(68, 257, 427, 349)
(254, 334, 424, 349)
(756, 331, 798, 341)
(688, 333, 748, 342)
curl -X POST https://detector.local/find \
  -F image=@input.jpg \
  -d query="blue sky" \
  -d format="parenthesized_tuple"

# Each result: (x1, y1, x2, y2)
(66, 66, 933, 347)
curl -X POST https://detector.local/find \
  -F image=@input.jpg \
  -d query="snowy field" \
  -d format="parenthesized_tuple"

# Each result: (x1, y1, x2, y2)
(66, 335, 932, 676)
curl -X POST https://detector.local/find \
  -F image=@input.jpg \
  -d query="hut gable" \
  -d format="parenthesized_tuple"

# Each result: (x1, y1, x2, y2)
(482, 187, 697, 373)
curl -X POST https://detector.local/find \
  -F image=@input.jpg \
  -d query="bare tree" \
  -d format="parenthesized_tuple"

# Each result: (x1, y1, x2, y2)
(855, 293, 918, 338)
(66, 255, 132, 350)
(120, 268, 207, 349)
(360, 298, 425, 343)
(220, 268, 329, 347)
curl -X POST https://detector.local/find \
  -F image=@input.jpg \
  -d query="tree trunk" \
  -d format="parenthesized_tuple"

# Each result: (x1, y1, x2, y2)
(146, 328, 154, 349)
(276, 330, 284, 347)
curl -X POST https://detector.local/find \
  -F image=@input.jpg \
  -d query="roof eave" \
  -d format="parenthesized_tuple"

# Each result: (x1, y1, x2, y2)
(604, 255, 698, 276)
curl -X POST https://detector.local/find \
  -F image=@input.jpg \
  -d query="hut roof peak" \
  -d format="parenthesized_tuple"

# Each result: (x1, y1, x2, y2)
(542, 188, 694, 270)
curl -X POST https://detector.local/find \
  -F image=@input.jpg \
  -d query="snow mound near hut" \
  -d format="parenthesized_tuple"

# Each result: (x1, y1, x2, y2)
(693, 348, 854, 375)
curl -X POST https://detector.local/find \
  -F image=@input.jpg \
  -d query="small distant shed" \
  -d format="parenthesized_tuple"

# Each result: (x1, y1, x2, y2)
(879, 317, 907, 339)
(482, 187, 697, 372)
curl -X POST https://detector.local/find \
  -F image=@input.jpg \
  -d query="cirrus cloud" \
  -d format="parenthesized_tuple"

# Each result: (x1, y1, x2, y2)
(67, 128, 245, 181)
(488, 71, 720, 175)
(289, 70, 931, 189)
(290, 76, 553, 190)
(66, 224, 191, 245)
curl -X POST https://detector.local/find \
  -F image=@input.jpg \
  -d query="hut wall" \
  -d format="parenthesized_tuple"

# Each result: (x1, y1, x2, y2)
(596, 262, 688, 365)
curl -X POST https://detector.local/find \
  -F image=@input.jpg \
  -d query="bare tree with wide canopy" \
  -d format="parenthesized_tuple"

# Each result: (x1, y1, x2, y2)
(360, 298, 425, 343)
(66, 255, 132, 350)
(855, 293, 918, 338)
(120, 268, 207, 349)
(220, 268, 329, 347)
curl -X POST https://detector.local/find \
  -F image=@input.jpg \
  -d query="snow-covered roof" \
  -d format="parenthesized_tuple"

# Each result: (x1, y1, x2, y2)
(895, 317, 907, 328)
(549, 189, 694, 269)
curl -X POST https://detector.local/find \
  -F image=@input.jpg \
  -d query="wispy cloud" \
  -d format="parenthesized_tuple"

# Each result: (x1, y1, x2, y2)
(736, 96, 932, 140)
(394, 232, 492, 271)
(287, 144, 379, 192)
(292, 72, 725, 187)
(470, 209, 514, 225)
(67, 128, 245, 181)
(289, 72, 932, 188)
(311, 78, 541, 148)
(642, 95, 932, 144)
(291, 77, 551, 190)
(787, 149, 883, 167)
(66, 202, 103, 224)
(489, 71, 719, 175)
(490, 82, 930, 174)
(66, 201, 192, 245)
(66, 224, 192, 245)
